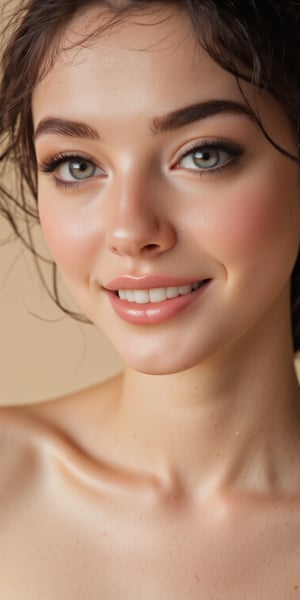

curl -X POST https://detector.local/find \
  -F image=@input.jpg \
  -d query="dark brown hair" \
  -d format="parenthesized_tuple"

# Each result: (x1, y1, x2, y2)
(1, 0, 300, 342)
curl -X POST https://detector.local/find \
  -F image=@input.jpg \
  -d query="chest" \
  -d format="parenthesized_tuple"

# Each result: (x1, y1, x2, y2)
(1, 490, 300, 600)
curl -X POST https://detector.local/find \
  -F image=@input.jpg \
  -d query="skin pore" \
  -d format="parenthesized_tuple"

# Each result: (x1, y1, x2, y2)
(2, 5, 300, 598)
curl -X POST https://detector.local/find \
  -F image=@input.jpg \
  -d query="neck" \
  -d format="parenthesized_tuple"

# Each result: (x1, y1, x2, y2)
(110, 306, 300, 497)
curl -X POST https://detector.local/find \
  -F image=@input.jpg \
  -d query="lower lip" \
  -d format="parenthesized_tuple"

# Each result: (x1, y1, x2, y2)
(105, 281, 211, 325)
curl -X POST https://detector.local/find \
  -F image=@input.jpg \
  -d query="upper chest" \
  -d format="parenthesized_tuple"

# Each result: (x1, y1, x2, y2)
(1, 468, 300, 600)
(1, 407, 300, 600)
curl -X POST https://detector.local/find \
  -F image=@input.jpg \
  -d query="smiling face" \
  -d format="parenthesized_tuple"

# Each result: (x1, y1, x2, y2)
(32, 6, 300, 374)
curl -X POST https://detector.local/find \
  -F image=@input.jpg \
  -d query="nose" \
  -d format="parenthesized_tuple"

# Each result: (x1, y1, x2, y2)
(105, 172, 177, 258)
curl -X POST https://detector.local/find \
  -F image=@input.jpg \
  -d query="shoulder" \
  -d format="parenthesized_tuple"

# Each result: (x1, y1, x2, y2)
(19, 373, 123, 445)
(0, 372, 121, 426)
(0, 374, 122, 489)
(0, 403, 44, 507)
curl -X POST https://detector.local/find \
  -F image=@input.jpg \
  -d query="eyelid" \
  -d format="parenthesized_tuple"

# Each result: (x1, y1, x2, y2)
(172, 137, 245, 172)
(37, 151, 106, 188)
(38, 151, 100, 171)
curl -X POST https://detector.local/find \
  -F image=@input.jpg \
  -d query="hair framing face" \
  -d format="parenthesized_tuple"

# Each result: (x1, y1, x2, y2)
(1, 0, 300, 347)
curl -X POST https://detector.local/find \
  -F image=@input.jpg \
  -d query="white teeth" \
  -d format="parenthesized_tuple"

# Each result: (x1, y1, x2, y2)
(166, 286, 179, 299)
(125, 290, 135, 302)
(149, 288, 167, 302)
(117, 281, 203, 303)
(179, 285, 192, 295)
(133, 290, 149, 304)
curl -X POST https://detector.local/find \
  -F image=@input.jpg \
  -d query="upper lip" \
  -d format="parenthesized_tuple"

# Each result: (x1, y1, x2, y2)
(104, 275, 210, 291)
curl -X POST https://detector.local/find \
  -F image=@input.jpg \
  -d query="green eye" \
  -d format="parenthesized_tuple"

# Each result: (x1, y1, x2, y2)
(67, 159, 97, 180)
(179, 147, 227, 171)
(177, 140, 244, 174)
(39, 152, 104, 187)
(192, 148, 220, 169)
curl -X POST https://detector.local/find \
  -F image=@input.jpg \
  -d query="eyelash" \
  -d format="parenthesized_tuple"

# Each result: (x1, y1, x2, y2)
(38, 152, 104, 190)
(175, 139, 244, 177)
(38, 139, 244, 190)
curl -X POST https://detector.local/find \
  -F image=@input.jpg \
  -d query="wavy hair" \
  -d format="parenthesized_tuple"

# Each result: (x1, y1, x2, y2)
(1, 0, 300, 342)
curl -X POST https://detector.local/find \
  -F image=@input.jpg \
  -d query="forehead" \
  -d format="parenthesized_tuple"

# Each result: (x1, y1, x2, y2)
(60, 4, 197, 64)
(32, 3, 292, 148)
(33, 7, 243, 116)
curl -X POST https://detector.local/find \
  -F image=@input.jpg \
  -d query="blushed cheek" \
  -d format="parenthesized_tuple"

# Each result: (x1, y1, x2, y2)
(38, 202, 104, 283)
(190, 175, 300, 271)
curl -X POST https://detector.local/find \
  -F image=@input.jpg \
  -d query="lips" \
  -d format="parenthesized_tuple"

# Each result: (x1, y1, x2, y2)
(104, 276, 211, 325)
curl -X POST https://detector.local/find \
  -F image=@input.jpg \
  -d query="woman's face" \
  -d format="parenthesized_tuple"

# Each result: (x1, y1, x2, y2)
(33, 7, 300, 374)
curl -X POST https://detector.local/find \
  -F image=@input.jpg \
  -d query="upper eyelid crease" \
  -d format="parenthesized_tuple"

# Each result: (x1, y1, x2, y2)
(38, 152, 98, 171)
(175, 139, 244, 162)
(180, 138, 244, 152)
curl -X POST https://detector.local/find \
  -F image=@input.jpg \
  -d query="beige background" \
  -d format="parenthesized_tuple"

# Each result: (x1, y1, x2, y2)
(0, 2, 123, 408)
(0, 224, 122, 406)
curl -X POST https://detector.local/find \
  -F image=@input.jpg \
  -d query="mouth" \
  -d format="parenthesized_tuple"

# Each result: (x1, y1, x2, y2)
(113, 279, 210, 304)
(105, 277, 211, 325)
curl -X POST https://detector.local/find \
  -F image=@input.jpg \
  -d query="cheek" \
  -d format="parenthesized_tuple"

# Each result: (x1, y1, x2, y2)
(188, 168, 300, 275)
(38, 198, 104, 282)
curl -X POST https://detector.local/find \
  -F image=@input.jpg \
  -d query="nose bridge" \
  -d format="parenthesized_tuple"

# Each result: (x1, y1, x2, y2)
(105, 164, 176, 257)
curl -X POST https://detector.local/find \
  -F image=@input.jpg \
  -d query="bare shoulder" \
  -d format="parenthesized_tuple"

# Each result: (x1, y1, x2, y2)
(0, 403, 45, 507)
(26, 373, 123, 426)
(0, 374, 122, 492)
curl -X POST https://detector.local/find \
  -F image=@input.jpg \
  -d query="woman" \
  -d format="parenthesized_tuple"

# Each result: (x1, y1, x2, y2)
(1, 0, 300, 597)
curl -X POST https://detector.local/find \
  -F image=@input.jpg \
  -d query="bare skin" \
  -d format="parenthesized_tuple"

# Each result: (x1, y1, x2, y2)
(1, 370, 300, 599)
(1, 6, 300, 598)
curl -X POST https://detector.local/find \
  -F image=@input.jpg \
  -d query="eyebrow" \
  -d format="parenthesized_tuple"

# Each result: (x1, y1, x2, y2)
(34, 118, 100, 141)
(150, 99, 255, 134)
(34, 99, 255, 142)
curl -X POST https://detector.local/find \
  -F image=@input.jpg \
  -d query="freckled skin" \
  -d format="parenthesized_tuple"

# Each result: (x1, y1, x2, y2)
(2, 6, 300, 599)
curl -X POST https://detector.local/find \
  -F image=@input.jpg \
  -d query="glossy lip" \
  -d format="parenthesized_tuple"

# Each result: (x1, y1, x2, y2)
(103, 276, 212, 325)
(105, 274, 208, 291)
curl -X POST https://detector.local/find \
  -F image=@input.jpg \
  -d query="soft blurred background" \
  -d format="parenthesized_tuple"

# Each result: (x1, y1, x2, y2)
(0, 223, 123, 406)
(0, 0, 124, 406)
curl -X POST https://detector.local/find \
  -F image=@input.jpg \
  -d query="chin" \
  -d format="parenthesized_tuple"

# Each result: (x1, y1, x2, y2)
(129, 362, 190, 376)
(132, 362, 186, 376)
(117, 347, 203, 376)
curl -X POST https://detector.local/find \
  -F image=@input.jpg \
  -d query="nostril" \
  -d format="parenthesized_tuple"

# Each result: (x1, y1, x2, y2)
(144, 243, 160, 251)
